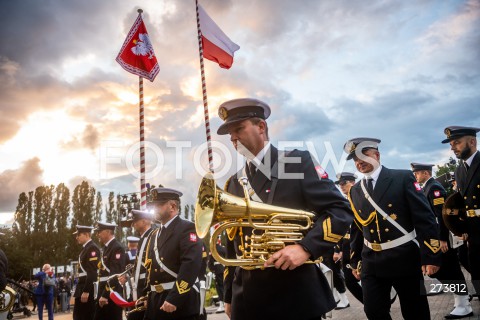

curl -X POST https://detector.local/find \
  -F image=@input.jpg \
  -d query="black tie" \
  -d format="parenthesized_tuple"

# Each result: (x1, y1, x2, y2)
(464, 161, 470, 172)
(366, 178, 374, 195)
(248, 161, 257, 179)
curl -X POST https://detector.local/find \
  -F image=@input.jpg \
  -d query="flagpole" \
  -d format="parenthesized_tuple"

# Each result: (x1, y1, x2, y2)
(138, 9, 147, 211)
(195, 0, 215, 173)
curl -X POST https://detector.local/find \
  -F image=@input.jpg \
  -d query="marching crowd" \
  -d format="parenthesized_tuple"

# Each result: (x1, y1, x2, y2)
(1, 97, 479, 320)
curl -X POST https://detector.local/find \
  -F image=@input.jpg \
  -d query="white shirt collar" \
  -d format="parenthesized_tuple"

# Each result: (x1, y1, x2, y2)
(140, 227, 152, 238)
(161, 215, 178, 229)
(465, 151, 478, 167)
(364, 164, 382, 182)
(104, 237, 115, 247)
(83, 239, 92, 248)
(247, 142, 271, 167)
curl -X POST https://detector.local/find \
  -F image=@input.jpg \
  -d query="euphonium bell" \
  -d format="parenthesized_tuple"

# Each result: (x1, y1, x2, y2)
(194, 172, 321, 269)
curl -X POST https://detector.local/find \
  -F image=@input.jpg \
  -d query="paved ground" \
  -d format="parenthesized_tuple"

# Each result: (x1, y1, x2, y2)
(11, 270, 480, 319)
(15, 295, 479, 320)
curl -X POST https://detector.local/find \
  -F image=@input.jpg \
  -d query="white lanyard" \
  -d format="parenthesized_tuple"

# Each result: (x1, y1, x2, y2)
(360, 179, 419, 247)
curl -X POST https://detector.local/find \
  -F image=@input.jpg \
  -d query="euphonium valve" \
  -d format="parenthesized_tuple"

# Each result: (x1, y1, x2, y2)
(194, 172, 321, 269)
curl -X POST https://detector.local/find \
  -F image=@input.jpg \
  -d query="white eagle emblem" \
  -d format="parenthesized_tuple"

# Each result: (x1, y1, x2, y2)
(131, 33, 155, 59)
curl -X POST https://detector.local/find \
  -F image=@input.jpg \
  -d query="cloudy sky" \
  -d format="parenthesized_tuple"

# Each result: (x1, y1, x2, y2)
(0, 0, 479, 223)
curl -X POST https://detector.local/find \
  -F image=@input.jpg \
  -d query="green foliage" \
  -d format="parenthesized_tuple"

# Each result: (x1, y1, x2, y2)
(436, 157, 458, 177)
(4, 180, 194, 280)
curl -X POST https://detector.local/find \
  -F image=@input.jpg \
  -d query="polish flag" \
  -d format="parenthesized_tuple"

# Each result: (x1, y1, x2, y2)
(116, 14, 159, 82)
(198, 5, 240, 69)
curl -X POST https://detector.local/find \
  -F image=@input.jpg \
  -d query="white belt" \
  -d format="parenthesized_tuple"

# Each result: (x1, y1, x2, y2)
(466, 209, 480, 217)
(99, 276, 109, 282)
(364, 231, 417, 252)
(150, 282, 175, 293)
(139, 273, 146, 279)
(78, 272, 87, 277)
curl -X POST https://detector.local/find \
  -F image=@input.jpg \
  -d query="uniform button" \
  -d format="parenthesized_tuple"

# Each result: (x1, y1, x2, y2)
(466, 206, 469, 209)
(477, 185, 480, 188)
(161, 257, 164, 261)
(370, 229, 374, 234)
(475, 205, 478, 208)
(464, 196, 467, 200)
(385, 228, 389, 232)
(388, 204, 392, 208)
(473, 196, 476, 199)
(155, 280, 158, 284)
(373, 240, 377, 243)
(359, 210, 362, 213)
(154, 269, 157, 272)
(387, 240, 391, 242)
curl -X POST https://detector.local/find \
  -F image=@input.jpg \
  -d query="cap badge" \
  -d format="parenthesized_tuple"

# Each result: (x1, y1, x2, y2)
(219, 107, 228, 120)
(445, 128, 451, 138)
(346, 141, 356, 154)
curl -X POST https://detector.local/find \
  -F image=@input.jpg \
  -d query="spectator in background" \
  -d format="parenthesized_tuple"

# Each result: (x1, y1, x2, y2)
(35, 264, 55, 320)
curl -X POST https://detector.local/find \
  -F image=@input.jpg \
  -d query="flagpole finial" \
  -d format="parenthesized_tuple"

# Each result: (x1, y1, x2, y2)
(137, 8, 143, 14)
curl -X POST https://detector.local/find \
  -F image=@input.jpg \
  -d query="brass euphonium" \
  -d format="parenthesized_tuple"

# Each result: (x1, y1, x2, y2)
(194, 172, 321, 269)
(125, 296, 147, 317)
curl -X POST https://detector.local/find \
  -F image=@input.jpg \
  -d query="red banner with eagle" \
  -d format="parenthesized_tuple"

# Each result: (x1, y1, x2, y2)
(116, 14, 159, 82)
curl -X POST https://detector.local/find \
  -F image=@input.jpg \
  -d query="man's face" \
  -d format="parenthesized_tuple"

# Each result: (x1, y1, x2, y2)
(449, 136, 474, 160)
(132, 219, 146, 233)
(413, 170, 430, 184)
(227, 119, 265, 157)
(339, 180, 355, 195)
(75, 232, 89, 245)
(353, 149, 380, 174)
(153, 201, 172, 224)
(96, 229, 110, 245)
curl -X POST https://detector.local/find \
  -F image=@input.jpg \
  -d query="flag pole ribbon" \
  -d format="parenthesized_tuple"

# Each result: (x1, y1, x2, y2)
(137, 9, 147, 210)
(195, 0, 215, 173)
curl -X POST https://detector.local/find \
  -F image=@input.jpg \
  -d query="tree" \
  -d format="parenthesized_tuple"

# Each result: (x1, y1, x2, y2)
(436, 157, 458, 177)
(95, 191, 103, 222)
(53, 183, 71, 266)
(71, 181, 96, 227)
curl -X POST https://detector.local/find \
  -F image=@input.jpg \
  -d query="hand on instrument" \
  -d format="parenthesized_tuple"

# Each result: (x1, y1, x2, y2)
(333, 252, 342, 263)
(80, 292, 89, 303)
(160, 301, 177, 313)
(352, 269, 360, 281)
(440, 240, 449, 253)
(422, 265, 439, 276)
(264, 244, 310, 270)
(99, 296, 108, 307)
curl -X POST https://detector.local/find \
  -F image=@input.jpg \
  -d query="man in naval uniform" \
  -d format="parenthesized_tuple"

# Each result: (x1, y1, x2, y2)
(93, 222, 126, 320)
(216, 98, 353, 320)
(119, 210, 156, 320)
(126, 236, 140, 266)
(73, 225, 101, 320)
(143, 188, 203, 320)
(345, 137, 441, 320)
(442, 126, 480, 298)
(334, 172, 364, 304)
